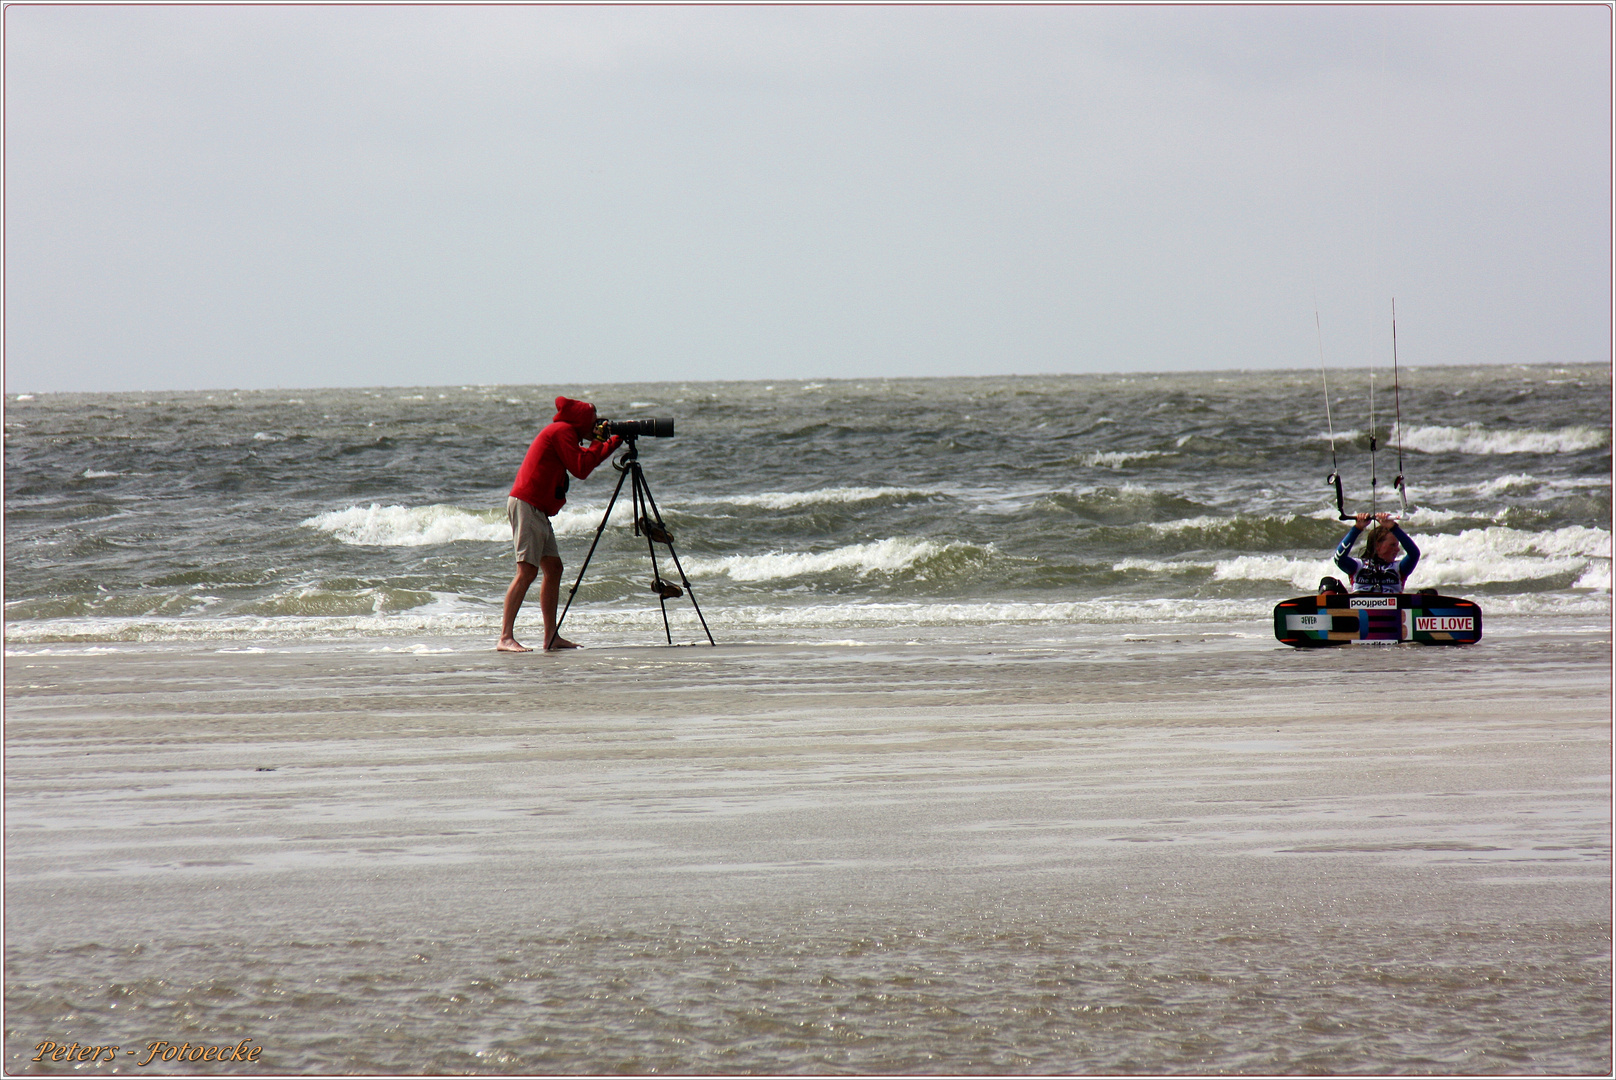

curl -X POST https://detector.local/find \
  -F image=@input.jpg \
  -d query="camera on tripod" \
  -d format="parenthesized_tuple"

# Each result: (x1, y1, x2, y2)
(553, 412, 713, 648)
(596, 417, 674, 441)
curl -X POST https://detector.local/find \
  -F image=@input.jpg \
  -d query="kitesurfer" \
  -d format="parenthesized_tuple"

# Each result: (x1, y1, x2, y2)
(1322, 511, 1420, 595)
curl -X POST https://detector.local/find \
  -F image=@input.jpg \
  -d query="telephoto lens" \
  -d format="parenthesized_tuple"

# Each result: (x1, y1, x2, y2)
(604, 418, 674, 439)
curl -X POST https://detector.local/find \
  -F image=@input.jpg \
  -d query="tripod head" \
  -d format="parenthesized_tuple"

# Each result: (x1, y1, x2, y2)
(613, 439, 640, 469)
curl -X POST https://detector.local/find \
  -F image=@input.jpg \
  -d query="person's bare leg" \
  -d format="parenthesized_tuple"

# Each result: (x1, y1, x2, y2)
(539, 554, 577, 650)
(497, 561, 539, 651)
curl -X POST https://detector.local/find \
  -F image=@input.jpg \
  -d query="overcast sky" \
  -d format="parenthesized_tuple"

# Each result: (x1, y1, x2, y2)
(5, 4, 1610, 393)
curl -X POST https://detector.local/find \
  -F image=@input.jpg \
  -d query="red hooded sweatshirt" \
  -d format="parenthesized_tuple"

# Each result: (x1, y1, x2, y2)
(509, 397, 622, 516)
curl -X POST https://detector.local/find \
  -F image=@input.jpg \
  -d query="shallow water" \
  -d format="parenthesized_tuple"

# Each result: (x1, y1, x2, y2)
(6, 622, 1610, 1074)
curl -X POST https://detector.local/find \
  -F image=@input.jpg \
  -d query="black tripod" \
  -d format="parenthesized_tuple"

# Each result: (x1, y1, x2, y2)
(550, 437, 715, 648)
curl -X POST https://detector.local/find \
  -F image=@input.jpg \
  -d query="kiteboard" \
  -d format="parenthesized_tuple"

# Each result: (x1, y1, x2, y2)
(1274, 592, 1482, 647)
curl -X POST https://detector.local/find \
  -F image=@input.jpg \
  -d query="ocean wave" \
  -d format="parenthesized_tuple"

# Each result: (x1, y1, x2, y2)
(1474, 473, 1546, 497)
(1412, 526, 1611, 589)
(234, 585, 445, 618)
(300, 502, 611, 545)
(1080, 451, 1169, 469)
(1210, 524, 1610, 591)
(1046, 485, 1217, 525)
(8, 593, 1607, 648)
(1415, 474, 1610, 503)
(1573, 564, 1612, 590)
(0, 599, 1271, 644)
(1144, 514, 1240, 535)
(684, 538, 952, 582)
(302, 504, 507, 546)
(1394, 506, 1464, 526)
(1212, 555, 1338, 589)
(709, 486, 939, 510)
(1112, 557, 1214, 574)
(708, 599, 1272, 626)
(3, 611, 498, 645)
(1422, 524, 1611, 561)
(549, 505, 615, 535)
(1398, 424, 1609, 455)
(1128, 514, 1350, 552)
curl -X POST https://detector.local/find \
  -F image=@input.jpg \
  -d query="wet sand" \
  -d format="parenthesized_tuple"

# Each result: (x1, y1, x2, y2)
(5, 621, 1611, 1073)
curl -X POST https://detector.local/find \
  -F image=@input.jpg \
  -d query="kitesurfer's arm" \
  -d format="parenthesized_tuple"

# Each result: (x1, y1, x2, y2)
(1390, 521, 1420, 583)
(1334, 523, 1364, 577)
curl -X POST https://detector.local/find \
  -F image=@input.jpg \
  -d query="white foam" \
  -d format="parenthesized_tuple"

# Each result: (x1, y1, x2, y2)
(1143, 515, 1236, 535)
(548, 504, 616, 536)
(702, 599, 1275, 627)
(1423, 525, 1612, 561)
(5, 592, 1610, 646)
(302, 504, 507, 546)
(1414, 554, 1590, 588)
(686, 538, 945, 582)
(1399, 424, 1608, 455)
(1114, 557, 1214, 573)
(1081, 451, 1169, 469)
(1211, 525, 1612, 591)
(1413, 527, 1611, 588)
(1573, 563, 1612, 590)
(713, 487, 937, 510)
(1473, 472, 1543, 496)
(1213, 555, 1338, 589)
(1411, 474, 1609, 505)
(1396, 506, 1462, 526)
(81, 469, 121, 479)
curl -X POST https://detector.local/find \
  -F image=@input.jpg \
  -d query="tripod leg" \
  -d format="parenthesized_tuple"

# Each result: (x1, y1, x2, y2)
(550, 458, 630, 650)
(660, 544, 714, 646)
(634, 465, 716, 647)
(632, 465, 674, 644)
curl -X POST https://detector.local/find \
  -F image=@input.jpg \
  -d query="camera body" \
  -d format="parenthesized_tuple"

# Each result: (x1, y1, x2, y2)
(597, 417, 675, 440)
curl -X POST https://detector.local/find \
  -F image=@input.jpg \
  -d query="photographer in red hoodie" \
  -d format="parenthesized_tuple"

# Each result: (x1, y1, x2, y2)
(499, 397, 622, 652)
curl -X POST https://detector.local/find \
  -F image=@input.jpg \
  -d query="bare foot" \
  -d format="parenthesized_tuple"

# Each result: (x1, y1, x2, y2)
(543, 634, 579, 651)
(496, 636, 532, 653)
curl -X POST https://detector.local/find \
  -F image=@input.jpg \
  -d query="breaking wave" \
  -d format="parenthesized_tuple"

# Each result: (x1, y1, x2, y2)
(1398, 424, 1609, 455)
(302, 502, 605, 545)
(709, 487, 940, 510)
(686, 538, 954, 582)
(302, 504, 507, 546)
(1210, 525, 1611, 592)
(1080, 451, 1171, 470)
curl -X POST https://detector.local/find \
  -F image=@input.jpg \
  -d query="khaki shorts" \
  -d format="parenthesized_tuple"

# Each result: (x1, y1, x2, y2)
(507, 496, 560, 565)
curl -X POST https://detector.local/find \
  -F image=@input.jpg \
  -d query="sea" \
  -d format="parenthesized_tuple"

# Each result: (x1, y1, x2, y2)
(4, 364, 1610, 648)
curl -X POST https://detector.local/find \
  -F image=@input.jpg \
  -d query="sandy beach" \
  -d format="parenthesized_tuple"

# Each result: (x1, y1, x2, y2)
(5, 619, 1610, 1074)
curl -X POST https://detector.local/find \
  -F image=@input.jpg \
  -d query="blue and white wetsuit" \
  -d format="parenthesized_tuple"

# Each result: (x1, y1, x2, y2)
(1334, 522, 1420, 595)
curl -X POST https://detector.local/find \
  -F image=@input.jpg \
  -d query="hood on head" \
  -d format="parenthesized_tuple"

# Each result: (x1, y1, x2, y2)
(553, 396, 597, 430)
